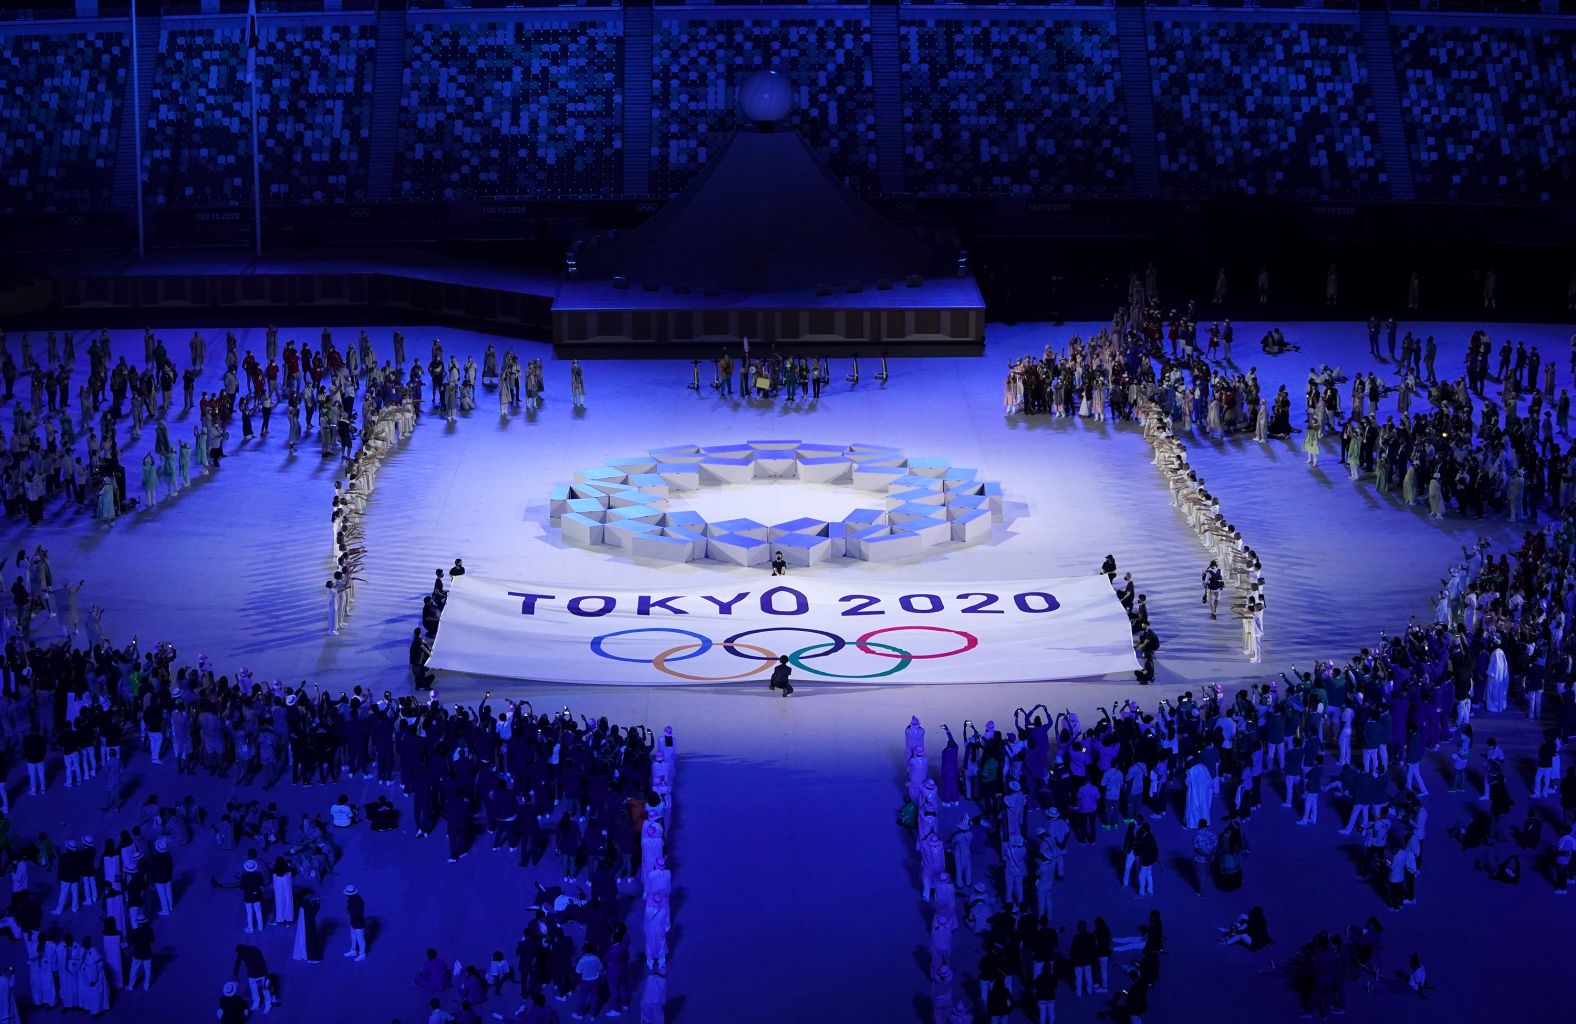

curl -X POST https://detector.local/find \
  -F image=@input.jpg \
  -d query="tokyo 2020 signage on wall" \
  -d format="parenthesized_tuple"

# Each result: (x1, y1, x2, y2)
(427, 576, 1139, 685)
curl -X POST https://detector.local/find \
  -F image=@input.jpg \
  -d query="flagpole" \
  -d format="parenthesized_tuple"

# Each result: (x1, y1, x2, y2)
(248, 0, 262, 257)
(128, 0, 145, 258)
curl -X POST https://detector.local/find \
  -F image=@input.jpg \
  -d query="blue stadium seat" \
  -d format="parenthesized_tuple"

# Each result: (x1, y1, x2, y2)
(899, 18, 1131, 196)
(257, 23, 375, 204)
(1147, 19, 1384, 199)
(1395, 25, 1576, 204)
(144, 27, 249, 207)
(0, 31, 127, 212)
(650, 18, 878, 196)
(397, 20, 622, 200)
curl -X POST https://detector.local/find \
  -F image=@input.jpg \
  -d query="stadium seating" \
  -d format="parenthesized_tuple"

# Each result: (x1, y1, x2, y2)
(1394, 24, 1576, 203)
(899, 19, 1131, 196)
(0, 31, 127, 212)
(257, 23, 375, 204)
(1148, 19, 1385, 199)
(650, 18, 877, 196)
(6, 11, 1576, 212)
(397, 20, 623, 200)
(144, 27, 249, 207)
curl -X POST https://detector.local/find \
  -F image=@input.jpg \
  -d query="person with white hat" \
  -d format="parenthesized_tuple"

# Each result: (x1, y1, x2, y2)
(217, 980, 248, 1024)
(1033, 830, 1056, 920)
(1003, 832, 1028, 906)
(1044, 807, 1072, 881)
(650, 751, 673, 817)
(949, 817, 974, 889)
(238, 859, 266, 934)
(344, 884, 367, 961)
(78, 838, 98, 905)
(642, 891, 669, 971)
(148, 838, 175, 916)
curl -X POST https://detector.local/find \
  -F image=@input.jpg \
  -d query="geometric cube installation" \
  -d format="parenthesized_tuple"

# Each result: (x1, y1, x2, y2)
(544, 442, 1002, 565)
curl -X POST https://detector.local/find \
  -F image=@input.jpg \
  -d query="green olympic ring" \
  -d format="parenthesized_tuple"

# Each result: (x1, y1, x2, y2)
(787, 640, 913, 679)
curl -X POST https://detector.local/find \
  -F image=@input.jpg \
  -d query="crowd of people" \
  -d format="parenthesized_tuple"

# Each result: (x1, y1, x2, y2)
(696, 345, 853, 403)
(999, 308, 1268, 667)
(482, 346, 586, 414)
(0, 609, 678, 1022)
(1141, 391, 1267, 664)
(1008, 276, 1576, 532)
(0, 325, 600, 536)
(326, 346, 425, 635)
(900, 508, 1576, 1021)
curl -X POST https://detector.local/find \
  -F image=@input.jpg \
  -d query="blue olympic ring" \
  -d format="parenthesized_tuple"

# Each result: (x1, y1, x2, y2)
(590, 628, 713, 664)
(722, 627, 847, 661)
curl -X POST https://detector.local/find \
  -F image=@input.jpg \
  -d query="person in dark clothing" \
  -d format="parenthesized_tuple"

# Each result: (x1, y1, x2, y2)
(1109, 978, 1149, 1024)
(768, 655, 793, 697)
(238, 860, 266, 933)
(147, 838, 175, 915)
(127, 920, 155, 990)
(1069, 919, 1097, 996)
(233, 943, 273, 1012)
(22, 729, 46, 794)
(218, 981, 249, 1024)
(410, 627, 433, 689)
(345, 884, 367, 960)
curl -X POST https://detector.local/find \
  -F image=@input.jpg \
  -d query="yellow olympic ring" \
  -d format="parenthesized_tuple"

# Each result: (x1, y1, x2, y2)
(651, 641, 777, 681)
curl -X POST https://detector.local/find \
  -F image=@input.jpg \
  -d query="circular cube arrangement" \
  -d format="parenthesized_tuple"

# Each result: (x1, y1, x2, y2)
(546, 441, 1004, 566)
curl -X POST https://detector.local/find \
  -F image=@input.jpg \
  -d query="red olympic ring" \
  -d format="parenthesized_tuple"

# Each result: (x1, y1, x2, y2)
(854, 626, 978, 660)
(651, 641, 777, 681)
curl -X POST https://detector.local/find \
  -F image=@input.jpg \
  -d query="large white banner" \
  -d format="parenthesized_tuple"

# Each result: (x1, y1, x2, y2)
(428, 574, 1138, 685)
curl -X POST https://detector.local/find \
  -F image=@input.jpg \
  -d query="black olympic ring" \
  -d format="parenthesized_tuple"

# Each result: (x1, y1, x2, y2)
(722, 627, 847, 661)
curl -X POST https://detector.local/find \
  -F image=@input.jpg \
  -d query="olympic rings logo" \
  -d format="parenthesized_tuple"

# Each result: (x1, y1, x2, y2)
(589, 625, 980, 681)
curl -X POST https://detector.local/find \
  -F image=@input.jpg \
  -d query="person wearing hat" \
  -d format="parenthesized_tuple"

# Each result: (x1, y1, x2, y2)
(642, 891, 669, 971)
(238, 860, 266, 934)
(343, 885, 367, 961)
(148, 838, 175, 916)
(1033, 830, 1056, 919)
(1044, 807, 1072, 881)
(217, 980, 248, 1024)
(949, 817, 974, 889)
(1003, 832, 1028, 906)
(78, 838, 98, 906)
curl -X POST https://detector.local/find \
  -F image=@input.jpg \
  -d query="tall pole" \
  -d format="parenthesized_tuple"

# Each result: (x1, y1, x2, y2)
(250, 70, 261, 256)
(247, 0, 262, 257)
(128, 0, 145, 258)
